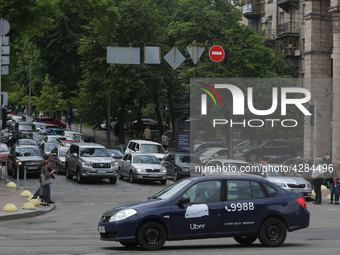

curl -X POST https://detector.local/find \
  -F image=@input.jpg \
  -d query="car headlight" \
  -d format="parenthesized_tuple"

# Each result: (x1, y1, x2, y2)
(241, 149, 248, 153)
(112, 161, 119, 167)
(82, 161, 91, 167)
(182, 167, 189, 172)
(162, 168, 167, 173)
(16, 161, 22, 166)
(136, 168, 144, 172)
(273, 182, 287, 187)
(109, 208, 137, 222)
(307, 182, 311, 188)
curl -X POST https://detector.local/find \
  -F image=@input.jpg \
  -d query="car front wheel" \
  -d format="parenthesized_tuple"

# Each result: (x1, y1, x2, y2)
(234, 236, 257, 245)
(109, 176, 117, 184)
(129, 171, 135, 183)
(118, 170, 124, 180)
(173, 171, 178, 182)
(77, 169, 84, 183)
(66, 165, 73, 179)
(137, 221, 166, 251)
(258, 218, 286, 247)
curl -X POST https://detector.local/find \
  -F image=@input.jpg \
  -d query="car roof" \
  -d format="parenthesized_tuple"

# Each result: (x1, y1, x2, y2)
(72, 142, 106, 148)
(129, 140, 162, 145)
(207, 158, 249, 164)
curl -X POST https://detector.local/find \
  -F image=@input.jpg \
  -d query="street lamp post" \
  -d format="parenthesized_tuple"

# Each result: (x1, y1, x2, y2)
(24, 55, 32, 116)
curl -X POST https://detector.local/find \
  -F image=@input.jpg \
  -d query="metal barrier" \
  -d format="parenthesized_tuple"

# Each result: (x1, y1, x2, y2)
(15, 165, 28, 190)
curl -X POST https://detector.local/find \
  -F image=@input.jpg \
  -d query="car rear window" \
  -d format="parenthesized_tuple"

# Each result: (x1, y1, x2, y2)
(263, 183, 277, 197)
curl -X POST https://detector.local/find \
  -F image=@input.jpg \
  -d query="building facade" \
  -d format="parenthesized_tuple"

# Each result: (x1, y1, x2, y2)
(242, 0, 337, 160)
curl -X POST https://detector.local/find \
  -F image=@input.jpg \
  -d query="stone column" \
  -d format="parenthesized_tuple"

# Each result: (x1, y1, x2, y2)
(329, 5, 340, 161)
(303, 1, 332, 159)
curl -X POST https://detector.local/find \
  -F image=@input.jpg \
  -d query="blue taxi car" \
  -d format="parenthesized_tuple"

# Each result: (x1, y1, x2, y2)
(98, 176, 309, 250)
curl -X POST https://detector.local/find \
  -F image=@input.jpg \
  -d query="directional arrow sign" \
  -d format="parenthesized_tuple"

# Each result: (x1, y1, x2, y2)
(209, 45, 225, 62)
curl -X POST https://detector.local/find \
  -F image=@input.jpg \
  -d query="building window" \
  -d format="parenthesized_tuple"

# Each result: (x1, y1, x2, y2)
(280, 12, 284, 25)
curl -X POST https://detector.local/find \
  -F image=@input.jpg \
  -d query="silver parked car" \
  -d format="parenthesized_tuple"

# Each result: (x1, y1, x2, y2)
(49, 146, 69, 174)
(248, 164, 312, 198)
(118, 153, 167, 184)
(65, 143, 118, 184)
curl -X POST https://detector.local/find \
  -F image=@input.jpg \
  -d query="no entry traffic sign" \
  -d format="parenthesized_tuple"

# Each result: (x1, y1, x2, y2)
(209, 45, 225, 62)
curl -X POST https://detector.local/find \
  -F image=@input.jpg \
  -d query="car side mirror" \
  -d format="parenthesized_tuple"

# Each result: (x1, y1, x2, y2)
(175, 195, 190, 205)
(72, 153, 78, 157)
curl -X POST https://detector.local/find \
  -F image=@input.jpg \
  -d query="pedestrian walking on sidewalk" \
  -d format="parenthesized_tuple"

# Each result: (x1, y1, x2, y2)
(312, 158, 324, 205)
(39, 161, 55, 206)
(143, 126, 151, 140)
(67, 114, 72, 130)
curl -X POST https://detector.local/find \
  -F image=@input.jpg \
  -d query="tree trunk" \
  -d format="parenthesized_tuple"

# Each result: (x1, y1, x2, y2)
(153, 91, 163, 141)
(168, 80, 176, 141)
(136, 99, 143, 136)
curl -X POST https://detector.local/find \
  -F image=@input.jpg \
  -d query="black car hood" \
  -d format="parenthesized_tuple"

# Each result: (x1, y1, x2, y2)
(103, 198, 164, 215)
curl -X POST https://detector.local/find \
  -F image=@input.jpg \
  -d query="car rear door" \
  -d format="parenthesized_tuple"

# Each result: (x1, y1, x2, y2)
(223, 180, 268, 232)
(170, 180, 224, 235)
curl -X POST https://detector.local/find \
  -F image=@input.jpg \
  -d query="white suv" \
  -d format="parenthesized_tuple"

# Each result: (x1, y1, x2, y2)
(125, 140, 165, 161)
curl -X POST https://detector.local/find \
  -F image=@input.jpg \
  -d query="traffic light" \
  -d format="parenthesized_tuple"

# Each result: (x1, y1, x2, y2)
(2, 108, 11, 129)
(309, 105, 314, 126)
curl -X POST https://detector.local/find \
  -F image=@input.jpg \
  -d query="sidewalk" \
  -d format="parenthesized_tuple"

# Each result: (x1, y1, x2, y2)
(0, 180, 54, 221)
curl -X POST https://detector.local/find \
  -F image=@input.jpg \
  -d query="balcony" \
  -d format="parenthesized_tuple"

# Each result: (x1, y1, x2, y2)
(277, 0, 298, 12)
(277, 22, 298, 37)
(264, 29, 275, 40)
(242, 4, 261, 19)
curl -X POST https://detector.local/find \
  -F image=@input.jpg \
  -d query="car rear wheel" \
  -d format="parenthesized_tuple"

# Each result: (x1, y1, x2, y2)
(248, 152, 257, 162)
(234, 236, 257, 245)
(55, 163, 59, 175)
(109, 177, 117, 184)
(173, 171, 178, 182)
(258, 218, 286, 247)
(129, 171, 135, 183)
(66, 165, 73, 179)
(119, 241, 138, 248)
(137, 221, 166, 251)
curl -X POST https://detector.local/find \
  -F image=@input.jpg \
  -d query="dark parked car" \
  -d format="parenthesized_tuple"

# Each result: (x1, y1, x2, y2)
(98, 176, 310, 250)
(240, 140, 296, 162)
(0, 143, 10, 164)
(0, 128, 14, 146)
(12, 122, 38, 142)
(253, 155, 295, 164)
(130, 119, 169, 131)
(16, 139, 39, 146)
(162, 153, 202, 181)
(7, 144, 44, 178)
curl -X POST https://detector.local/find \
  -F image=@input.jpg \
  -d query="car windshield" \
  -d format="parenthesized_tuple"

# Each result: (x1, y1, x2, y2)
(34, 123, 44, 128)
(18, 140, 36, 145)
(141, 144, 164, 154)
(59, 148, 69, 157)
(109, 150, 123, 157)
(80, 148, 110, 157)
(151, 179, 191, 200)
(195, 148, 219, 157)
(206, 163, 244, 174)
(18, 124, 36, 131)
(33, 134, 45, 140)
(45, 144, 61, 152)
(16, 147, 42, 157)
(176, 155, 201, 164)
(133, 155, 160, 164)
(265, 168, 284, 177)
(0, 144, 9, 151)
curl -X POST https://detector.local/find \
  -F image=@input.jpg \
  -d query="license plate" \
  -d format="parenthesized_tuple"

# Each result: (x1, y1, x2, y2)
(98, 226, 105, 233)
(97, 170, 107, 174)
(148, 174, 159, 177)
(27, 167, 38, 170)
(292, 189, 303, 193)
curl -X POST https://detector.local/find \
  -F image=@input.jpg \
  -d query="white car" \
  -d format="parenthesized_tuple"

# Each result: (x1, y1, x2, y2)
(125, 139, 165, 161)
(63, 131, 83, 142)
(43, 135, 67, 143)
